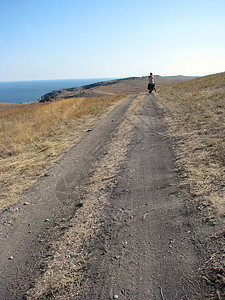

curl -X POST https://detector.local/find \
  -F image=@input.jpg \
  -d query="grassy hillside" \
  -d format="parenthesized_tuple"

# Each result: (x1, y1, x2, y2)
(156, 72, 224, 209)
(156, 72, 225, 296)
(0, 95, 126, 210)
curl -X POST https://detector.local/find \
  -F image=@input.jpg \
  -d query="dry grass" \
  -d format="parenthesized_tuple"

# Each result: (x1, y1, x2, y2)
(0, 95, 126, 210)
(155, 72, 225, 296)
(156, 72, 225, 214)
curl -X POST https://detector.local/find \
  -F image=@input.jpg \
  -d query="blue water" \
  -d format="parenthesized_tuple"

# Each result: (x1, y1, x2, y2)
(0, 78, 113, 104)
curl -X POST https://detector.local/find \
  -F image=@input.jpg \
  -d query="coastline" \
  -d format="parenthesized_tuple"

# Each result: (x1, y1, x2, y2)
(39, 77, 139, 102)
(0, 78, 115, 104)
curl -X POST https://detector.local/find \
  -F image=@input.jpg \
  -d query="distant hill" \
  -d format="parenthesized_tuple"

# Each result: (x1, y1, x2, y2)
(163, 75, 197, 79)
(154, 75, 198, 87)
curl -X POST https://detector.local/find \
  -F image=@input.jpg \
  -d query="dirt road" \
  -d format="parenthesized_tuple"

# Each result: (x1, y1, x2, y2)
(0, 94, 208, 299)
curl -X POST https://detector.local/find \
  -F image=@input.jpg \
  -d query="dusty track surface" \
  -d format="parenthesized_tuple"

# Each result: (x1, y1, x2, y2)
(0, 94, 209, 299)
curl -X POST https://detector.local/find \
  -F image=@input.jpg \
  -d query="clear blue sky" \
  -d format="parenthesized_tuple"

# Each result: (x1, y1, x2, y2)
(0, 0, 225, 81)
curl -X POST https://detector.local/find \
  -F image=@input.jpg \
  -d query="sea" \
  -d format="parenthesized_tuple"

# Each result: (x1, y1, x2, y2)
(0, 78, 113, 104)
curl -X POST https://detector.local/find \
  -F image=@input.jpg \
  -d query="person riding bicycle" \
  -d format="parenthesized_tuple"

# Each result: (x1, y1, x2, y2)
(148, 72, 156, 93)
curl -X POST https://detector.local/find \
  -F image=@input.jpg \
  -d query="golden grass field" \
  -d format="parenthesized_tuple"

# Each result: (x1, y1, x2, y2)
(156, 72, 225, 215)
(0, 95, 126, 210)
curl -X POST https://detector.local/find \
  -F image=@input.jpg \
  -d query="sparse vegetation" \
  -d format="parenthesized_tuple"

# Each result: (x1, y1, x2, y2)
(155, 72, 225, 296)
(0, 95, 126, 210)
(156, 72, 224, 211)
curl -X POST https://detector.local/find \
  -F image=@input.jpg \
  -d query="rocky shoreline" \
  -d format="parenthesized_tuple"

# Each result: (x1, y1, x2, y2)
(39, 77, 139, 102)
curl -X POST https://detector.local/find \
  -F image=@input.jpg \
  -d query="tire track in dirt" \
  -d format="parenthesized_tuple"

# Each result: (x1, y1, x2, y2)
(25, 94, 145, 299)
(0, 94, 140, 299)
(77, 94, 209, 299)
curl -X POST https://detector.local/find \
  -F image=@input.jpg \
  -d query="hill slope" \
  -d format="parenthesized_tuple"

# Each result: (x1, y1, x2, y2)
(156, 72, 225, 297)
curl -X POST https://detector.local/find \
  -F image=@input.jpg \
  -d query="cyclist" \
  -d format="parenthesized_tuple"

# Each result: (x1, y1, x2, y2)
(148, 72, 156, 93)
